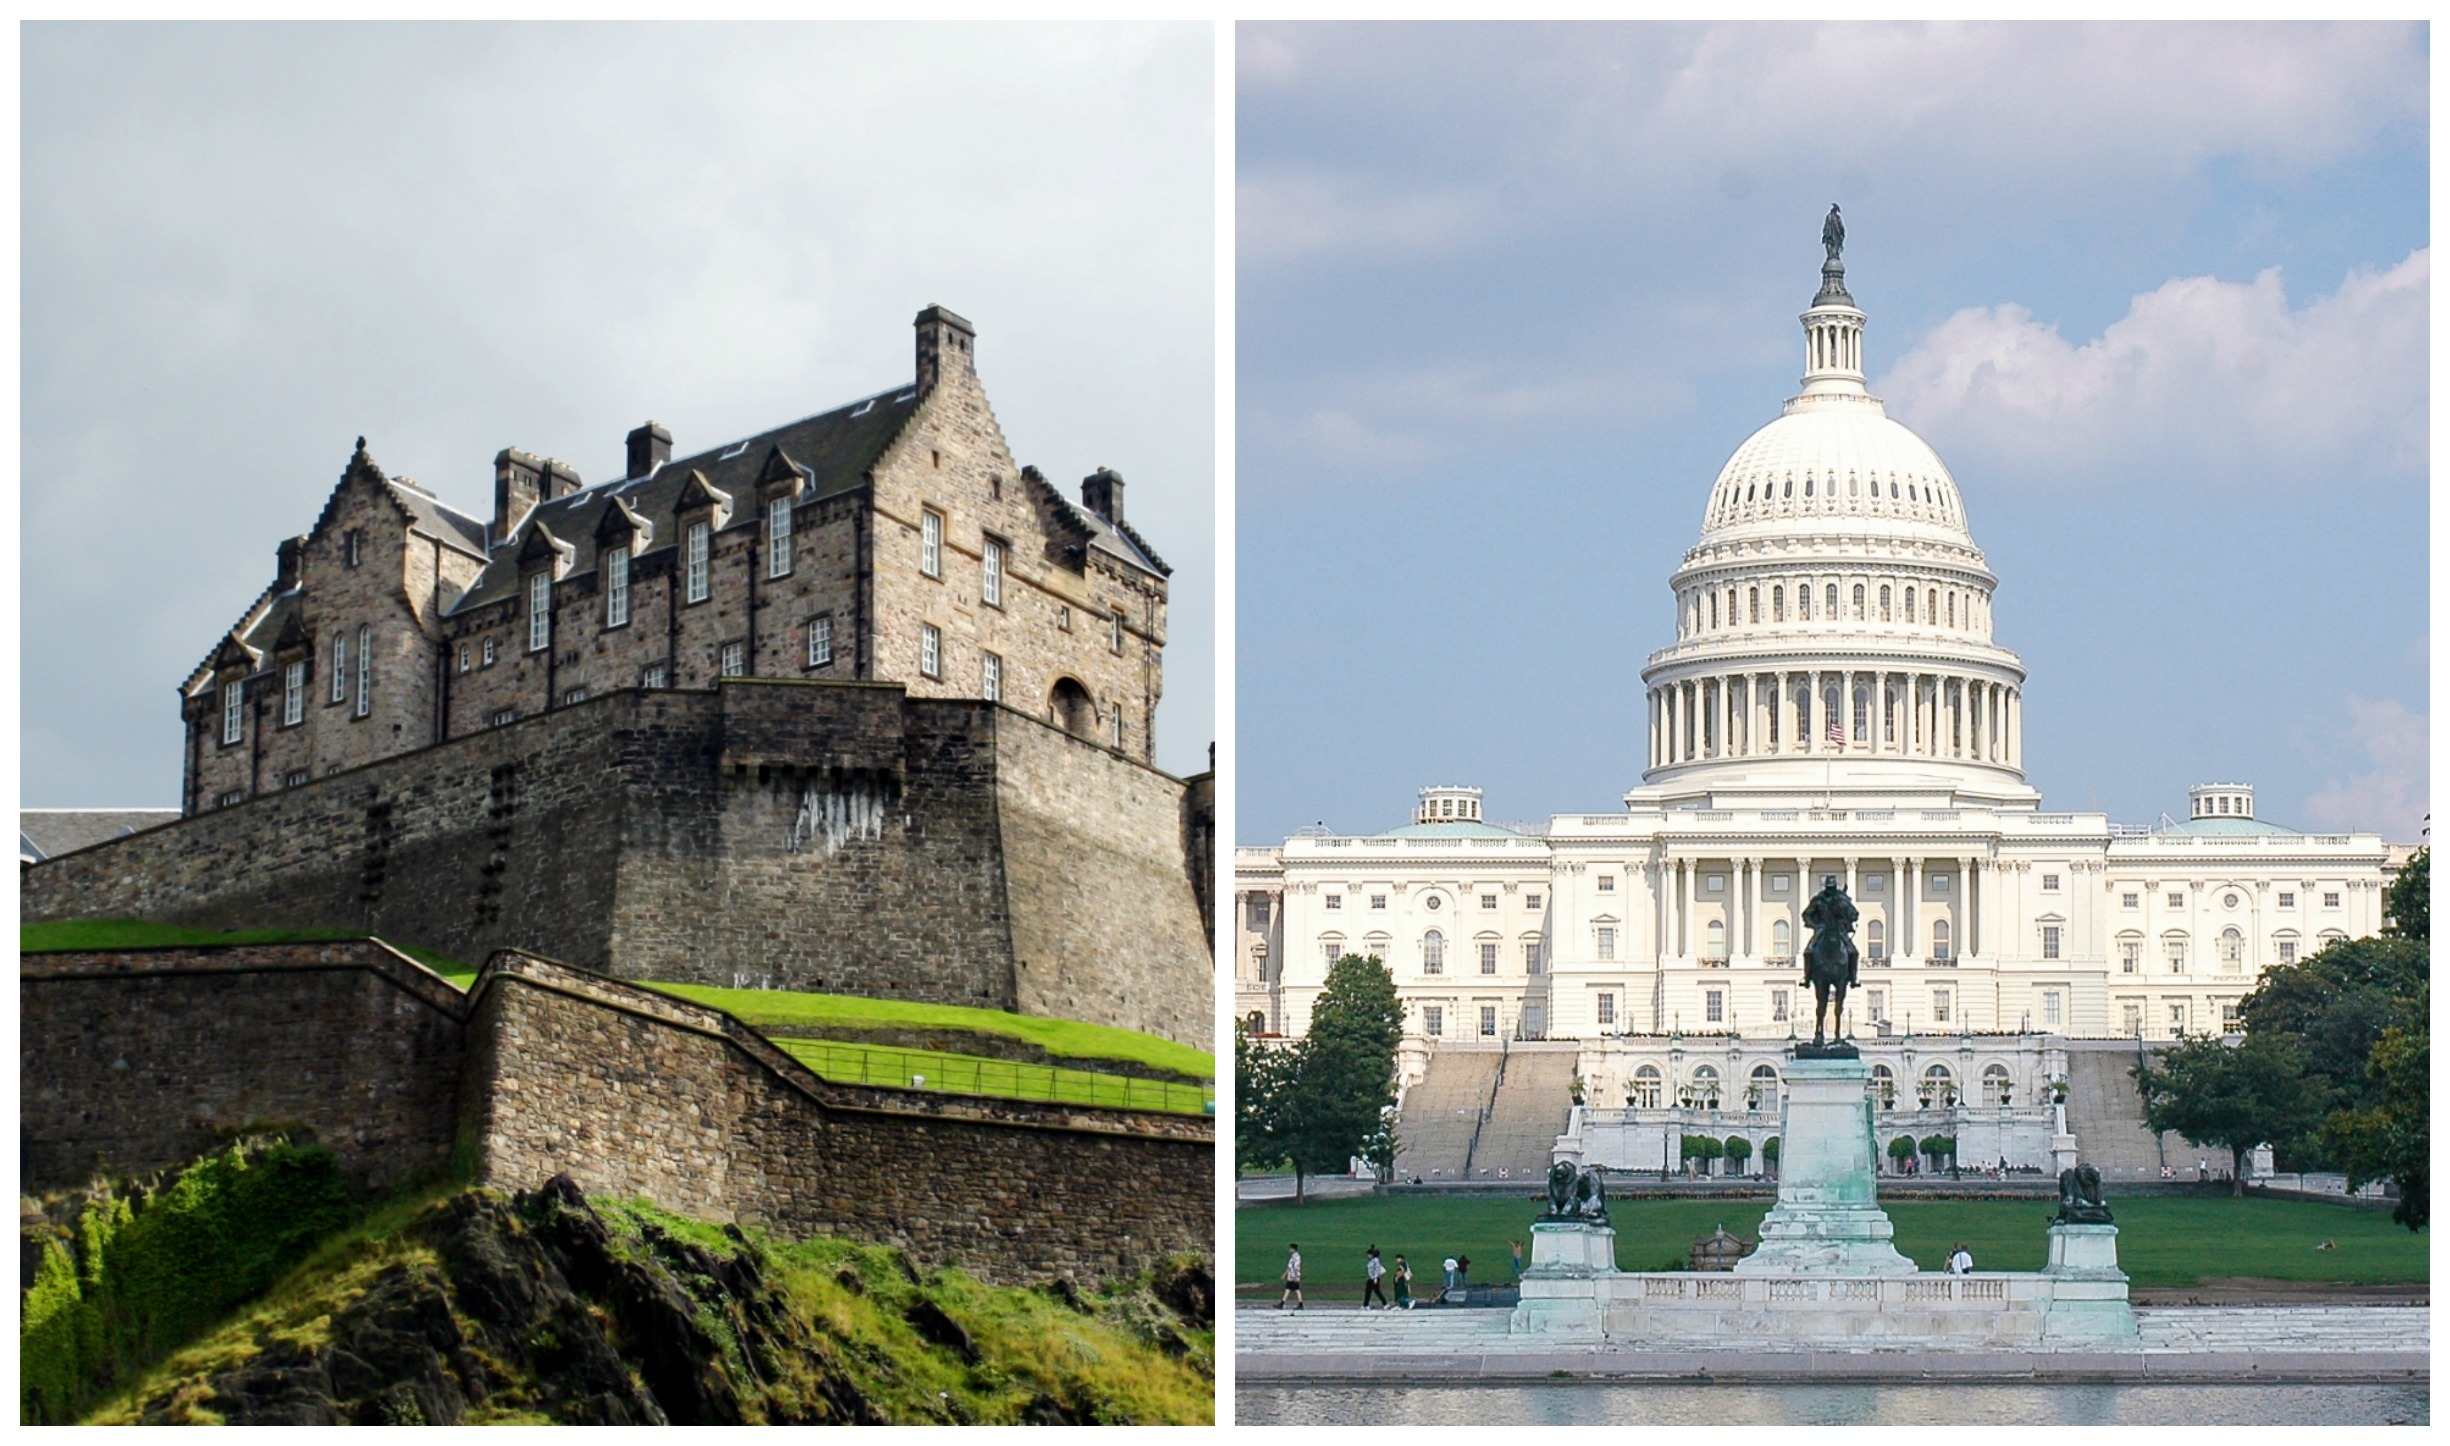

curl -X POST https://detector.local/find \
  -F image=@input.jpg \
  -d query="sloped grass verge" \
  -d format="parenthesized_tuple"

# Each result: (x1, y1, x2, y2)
(20, 918, 473, 985)
(769, 1037, 1212, 1115)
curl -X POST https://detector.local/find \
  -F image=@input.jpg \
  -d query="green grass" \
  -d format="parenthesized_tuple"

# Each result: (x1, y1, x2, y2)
(644, 981, 1214, 1081)
(1233, 1193, 2429, 1294)
(22, 919, 475, 985)
(769, 1037, 1213, 1116)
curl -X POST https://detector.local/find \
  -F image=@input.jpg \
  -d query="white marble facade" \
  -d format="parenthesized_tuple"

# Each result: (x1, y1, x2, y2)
(1240, 248, 2398, 1061)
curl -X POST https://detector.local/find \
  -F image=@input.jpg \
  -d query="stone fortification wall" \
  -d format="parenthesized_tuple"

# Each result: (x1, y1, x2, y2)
(464, 956, 1211, 1286)
(24, 680, 1212, 1044)
(19, 942, 468, 1193)
(19, 943, 1212, 1286)
(994, 717, 1212, 1047)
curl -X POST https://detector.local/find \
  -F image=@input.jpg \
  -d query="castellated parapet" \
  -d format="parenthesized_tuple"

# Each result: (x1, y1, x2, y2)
(23, 679, 1212, 1048)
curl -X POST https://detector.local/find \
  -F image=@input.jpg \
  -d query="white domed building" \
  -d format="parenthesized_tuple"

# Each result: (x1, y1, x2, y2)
(1238, 237, 2403, 1179)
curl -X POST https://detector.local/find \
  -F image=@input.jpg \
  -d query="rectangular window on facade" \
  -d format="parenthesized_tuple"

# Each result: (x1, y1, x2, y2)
(2221, 1001, 2241, 1030)
(606, 548, 630, 627)
(1325, 895, 1341, 910)
(1112, 708, 1125, 748)
(1598, 876, 1615, 892)
(283, 662, 304, 725)
(2121, 941, 2140, 974)
(1371, 895, 1387, 910)
(1424, 1005, 1444, 1037)
(720, 642, 745, 677)
(1479, 943, 1497, 974)
(982, 538, 1003, 608)
(920, 623, 941, 677)
(218, 788, 245, 807)
(1482, 895, 1498, 910)
(562, 688, 588, 705)
(1771, 875, 1790, 894)
(1596, 926, 1616, 960)
(1110, 608, 1125, 654)
(807, 615, 834, 668)
(642, 665, 667, 689)
(1868, 989, 1886, 1022)
(284, 769, 309, 788)
(1932, 873, 1950, 893)
(2167, 939, 2187, 973)
(1933, 989, 1952, 1023)
(921, 509, 943, 577)
(2042, 925, 2061, 960)
(2042, 874, 2060, 892)
(458, 643, 472, 673)
(493, 709, 516, 727)
(2044, 991, 2063, 1026)
(768, 496, 793, 578)
(2278, 939, 2297, 964)
(1526, 894, 1542, 909)
(1321, 940, 1341, 965)
(1524, 942, 1542, 973)
(1056, 606, 1071, 632)
(2324, 892, 2341, 909)
(1480, 1006, 1498, 1038)
(2122, 1004, 2143, 1035)
(528, 572, 552, 652)
(2278, 892, 2295, 908)
(1596, 993, 1616, 1026)
(344, 529, 362, 567)
(1706, 874, 1725, 893)
(332, 634, 348, 702)
(1250, 898, 1270, 928)
(1772, 989, 1789, 1022)
(483, 639, 496, 667)
(686, 521, 710, 602)
(1705, 990, 1723, 1023)
(355, 625, 371, 717)
(2169, 1002, 2188, 1033)
(2123, 893, 2139, 909)
(2167, 892, 2184, 909)
(981, 651, 1001, 703)
(222, 683, 243, 744)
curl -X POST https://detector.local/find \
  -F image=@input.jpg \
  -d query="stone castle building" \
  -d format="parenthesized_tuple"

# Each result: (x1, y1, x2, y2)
(181, 306, 1171, 814)
(29, 307, 1212, 1047)
(1237, 237, 2401, 1175)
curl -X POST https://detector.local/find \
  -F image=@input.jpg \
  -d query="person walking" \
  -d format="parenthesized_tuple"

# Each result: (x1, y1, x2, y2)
(1441, 1256, 1459, 1300)
(1392, 1254, 1414, 1310)
(1509, 1238, 1525, 1283)
(1279, 1243, 1305, 1309)
(1947, 1242, 1973, 1276)
(1362, 1245, 1390, 1309)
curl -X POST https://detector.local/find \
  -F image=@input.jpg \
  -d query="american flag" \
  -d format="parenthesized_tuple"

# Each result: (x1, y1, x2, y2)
(1826, 712, 1845, 746)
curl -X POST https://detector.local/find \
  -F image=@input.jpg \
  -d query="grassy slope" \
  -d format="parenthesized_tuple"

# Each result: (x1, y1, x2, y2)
(1232, 1194, 2429, 1294)
(767, 1037, 1212, 1115)
(21, 919, 474, 985)
(88, 1189, 1212, 1425)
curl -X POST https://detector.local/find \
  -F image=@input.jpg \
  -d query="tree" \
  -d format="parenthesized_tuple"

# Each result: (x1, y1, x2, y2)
(1234, 1017, 1295, 1176)
(2134, 1033, 2329, 1196)
(2324, 987, 2428, 1231)
(1262, 953, 1404, 1205)
(1918, 1134, 1956, 1170)
(1762, 1136, 1780, 1170)
(1887, 1135, 1916, 1170)
(2383, 845, 2428, 941)
(2240, 935, 2425, 1164)
(1722, 1136, 1753, 1173)
(1681, 1135, 1722, 1174)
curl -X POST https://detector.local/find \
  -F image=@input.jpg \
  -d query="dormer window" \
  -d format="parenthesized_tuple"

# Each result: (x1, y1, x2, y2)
(222, 682, 244, 744)
(767, 496, 793, 578)
(921, 509, 944, 578)
(685, 521, 711, 603)
(605, 548, 630, 628)
(527, 572, 552, 652)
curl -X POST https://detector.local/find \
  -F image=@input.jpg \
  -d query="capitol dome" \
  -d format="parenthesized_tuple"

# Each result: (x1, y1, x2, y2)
(1640, 225, 2029, 798)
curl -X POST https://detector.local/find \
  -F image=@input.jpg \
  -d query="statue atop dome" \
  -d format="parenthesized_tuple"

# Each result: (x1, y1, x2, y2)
(1822, 203, 1845, 262)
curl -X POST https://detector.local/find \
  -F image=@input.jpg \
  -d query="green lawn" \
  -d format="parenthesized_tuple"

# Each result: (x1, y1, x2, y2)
(1233, 1193, 2427, 1293)
(769, 1038, 1213, 1116)
(21, 919, 473, 984)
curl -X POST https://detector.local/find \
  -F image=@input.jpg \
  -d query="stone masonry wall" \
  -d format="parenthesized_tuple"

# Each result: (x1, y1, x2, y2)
(20, 942, 468, 1192)
(464, 956, 1212, 1286)
(994, 716, 1212, 1048)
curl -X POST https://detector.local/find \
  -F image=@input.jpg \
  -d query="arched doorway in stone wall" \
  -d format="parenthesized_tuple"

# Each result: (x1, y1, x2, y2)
(1049, 677, 1097, 738)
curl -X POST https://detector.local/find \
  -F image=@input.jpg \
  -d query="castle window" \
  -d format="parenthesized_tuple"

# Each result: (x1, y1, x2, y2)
(767, 496, 793, 578)
(218, 788, 245, 807)
(283, 661, 304, 726)
(685, 521, 711, 603)
(1423, 930, 1445, 974)
(720, 642, 745, 677)
(920, 623, 941, 678)
(562, 688, 589, 705)
(1321, 938, 1344, 964)
(222, 682, 243, 744)
(527, 573, 552, 653)
(2220, 1000, 2241, 1031)
(1056, 606, 1072, 632)
(808, 614, 833, 668)
(982, 538, 1004, 608)
(2123, 893, 2139, 908)
(1424, 1005, 1444, 1037)
(458, 643, 472, 673)
(1111, 707, 1125, 748)
(1481, 942, 1498, 974)
(331, 632, 349, 702)
(605, 548, 630, 628)
(921, 508, 943, 578)
(1708, 593, 1718, 629)
(343, 529, 362, 568)
(2218, 927, 2243, 971)
(1110, 608, 1126, 654)
(642, 665, 667, 690)
(981, 651, 1001, 703)
(482, 639, 497, 667)
(355, 625, 371, 717)
(1798, 585, 1811, 620)
(1631, 1064, 1659, 1105)
(1931, 989, 1952, 1024)
(493, 709, 516, 727)
(284, 769, 309, 788)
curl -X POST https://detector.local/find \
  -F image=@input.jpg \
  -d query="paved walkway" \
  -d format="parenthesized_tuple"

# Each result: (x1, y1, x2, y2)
(1235, 1303, 2429, 1382)
(1236, 1174, 1381, 1204)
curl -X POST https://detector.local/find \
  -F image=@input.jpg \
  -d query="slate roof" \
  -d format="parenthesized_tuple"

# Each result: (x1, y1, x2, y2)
(387, 478, 489, 558)
(20, 809, 181, 862)
(447, 385, 923, 614)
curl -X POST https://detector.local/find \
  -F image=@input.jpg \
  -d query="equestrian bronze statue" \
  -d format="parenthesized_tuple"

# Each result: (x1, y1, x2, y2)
(1799, 875, 1860, 1055)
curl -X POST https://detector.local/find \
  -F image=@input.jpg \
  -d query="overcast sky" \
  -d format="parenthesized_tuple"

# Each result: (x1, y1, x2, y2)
(1237, 21, 2429, 846)
(22, 22, 1216, 802)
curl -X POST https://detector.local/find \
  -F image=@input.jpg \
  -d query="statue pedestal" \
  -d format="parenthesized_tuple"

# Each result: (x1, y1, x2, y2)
(1734, 1056, 1915, 1276)
(1513, 1221, 1616, 1338)
(2040, 1223, 2137, 1341)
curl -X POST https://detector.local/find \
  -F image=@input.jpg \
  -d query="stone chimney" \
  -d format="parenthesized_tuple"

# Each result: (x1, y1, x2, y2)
(1081, 467, 1124, 525)
(275, 535, 306, 592)
(494, 448, 544, 546)
(914, 305, 976, 394)
(540, 457, 582, 502)
(626, 421, 672, 480)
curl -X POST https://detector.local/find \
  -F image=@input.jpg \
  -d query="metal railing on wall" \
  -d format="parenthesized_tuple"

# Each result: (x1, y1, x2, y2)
(771, 1038, 1214, 1116)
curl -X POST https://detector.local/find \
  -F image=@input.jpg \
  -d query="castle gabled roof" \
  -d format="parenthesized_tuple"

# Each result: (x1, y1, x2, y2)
(445, 385, 919, 615)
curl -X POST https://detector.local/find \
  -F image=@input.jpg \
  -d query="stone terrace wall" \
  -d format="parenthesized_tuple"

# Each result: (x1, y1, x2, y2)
(464, 955, 1213, 1286)
(994, 716, 1212, 1048)
(20, 942, 468, 1193)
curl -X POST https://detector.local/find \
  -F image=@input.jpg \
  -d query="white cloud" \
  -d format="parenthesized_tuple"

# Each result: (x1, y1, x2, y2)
(2301, 696, 2429, 842)
(1878, 249, 2427, 487)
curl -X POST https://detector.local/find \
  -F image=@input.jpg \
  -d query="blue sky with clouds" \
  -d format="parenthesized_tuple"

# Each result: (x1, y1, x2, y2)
(23, 23, 1214, 801)
(1236, 20, 2428, 845)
